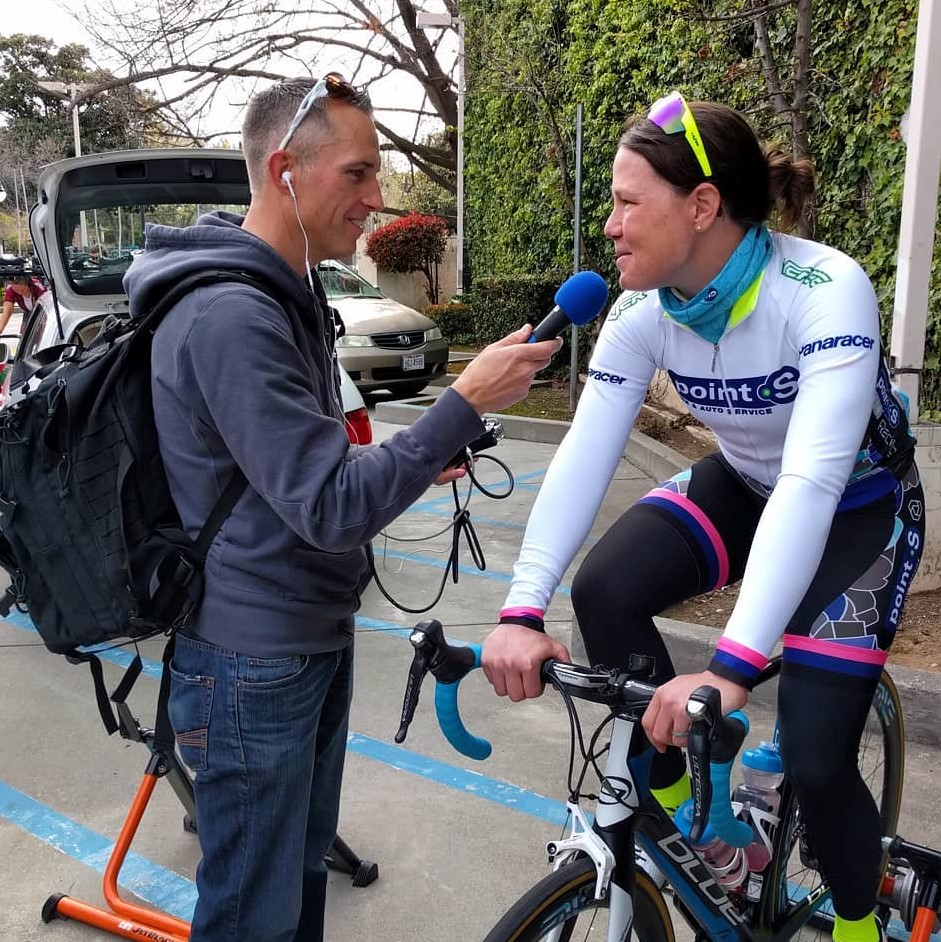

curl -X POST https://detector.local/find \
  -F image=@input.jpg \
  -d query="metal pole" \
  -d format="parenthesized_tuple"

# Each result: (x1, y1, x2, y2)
(13, 168, 21, 257)
(18, 168, 28, 256)
(889, 0, 941, 426)
(569, 103, 584, 414)
(456, 17, 465, 295)
(71, 85, 90, 249)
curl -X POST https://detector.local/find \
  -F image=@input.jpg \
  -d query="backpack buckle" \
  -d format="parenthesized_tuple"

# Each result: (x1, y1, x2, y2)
(152, 551, 198, 595)
(0, 495, 16, 532)
(146, 549, 203, 627)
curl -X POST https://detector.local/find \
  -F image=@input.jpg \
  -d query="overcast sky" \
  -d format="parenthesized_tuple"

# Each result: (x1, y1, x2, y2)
(6, 0, 93, 47)
(3, 1, 451, 148)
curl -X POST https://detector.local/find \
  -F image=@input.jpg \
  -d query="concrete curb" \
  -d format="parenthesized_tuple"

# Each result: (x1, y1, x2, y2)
(376, 394, 941, 749)
(374, 396, 689, 477)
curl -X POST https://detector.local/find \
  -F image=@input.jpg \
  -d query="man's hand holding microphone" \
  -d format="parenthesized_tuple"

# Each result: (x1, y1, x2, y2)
(437, 271, 608, 485)
(451, 270, 609, 416)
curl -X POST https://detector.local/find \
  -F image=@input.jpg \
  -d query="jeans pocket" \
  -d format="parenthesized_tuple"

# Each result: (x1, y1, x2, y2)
(168, 664, 214, 772)
(242, 654, 309, 688)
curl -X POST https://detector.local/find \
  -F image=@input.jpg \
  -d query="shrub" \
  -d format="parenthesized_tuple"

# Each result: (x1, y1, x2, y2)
(467, 273, 602, 379)
(365, 212, 449, 304)
(425, 302, 475, 345)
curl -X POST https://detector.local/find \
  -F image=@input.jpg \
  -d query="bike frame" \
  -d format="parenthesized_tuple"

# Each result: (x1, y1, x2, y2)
(546, 708, 830, 942)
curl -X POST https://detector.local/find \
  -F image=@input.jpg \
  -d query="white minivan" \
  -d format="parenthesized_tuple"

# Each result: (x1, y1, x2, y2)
(8, 148, 373, 443)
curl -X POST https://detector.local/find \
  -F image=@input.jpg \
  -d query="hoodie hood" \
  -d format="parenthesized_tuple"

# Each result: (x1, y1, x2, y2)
(125, 211, 316, 318)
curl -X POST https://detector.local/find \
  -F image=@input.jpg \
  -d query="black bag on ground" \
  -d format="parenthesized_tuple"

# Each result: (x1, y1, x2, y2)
(0, 269, 273, 739)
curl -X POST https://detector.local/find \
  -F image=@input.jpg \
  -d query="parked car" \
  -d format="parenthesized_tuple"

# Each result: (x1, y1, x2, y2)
(7, 149, 372, 444)
(319, 259, 449, 398)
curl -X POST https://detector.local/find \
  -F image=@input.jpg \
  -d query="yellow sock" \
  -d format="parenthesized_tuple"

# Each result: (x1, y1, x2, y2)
(833, 913, 880, 942)
(650, 773, 692, 817)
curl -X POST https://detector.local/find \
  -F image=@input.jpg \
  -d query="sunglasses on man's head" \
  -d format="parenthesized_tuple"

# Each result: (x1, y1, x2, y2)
(646, 91, 713, 178)
(277, 73, 366, 152)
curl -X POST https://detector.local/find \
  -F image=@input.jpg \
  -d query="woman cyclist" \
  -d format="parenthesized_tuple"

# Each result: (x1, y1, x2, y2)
(482, 92, 924, 942)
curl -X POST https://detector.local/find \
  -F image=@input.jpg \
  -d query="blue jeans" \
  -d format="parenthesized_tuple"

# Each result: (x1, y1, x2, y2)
(169, 630, 354, 942)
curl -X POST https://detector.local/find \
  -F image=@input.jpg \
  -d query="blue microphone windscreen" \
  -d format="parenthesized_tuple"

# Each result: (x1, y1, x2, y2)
(554, 270, 609, 325)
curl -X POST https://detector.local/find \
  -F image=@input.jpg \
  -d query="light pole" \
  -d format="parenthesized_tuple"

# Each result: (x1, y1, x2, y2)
(416, 9, 465, 296)
(37, 80, 96, 248)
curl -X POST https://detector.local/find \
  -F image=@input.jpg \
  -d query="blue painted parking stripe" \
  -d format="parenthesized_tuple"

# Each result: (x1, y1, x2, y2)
(346, 733, 568, 825)
(406, 470, 547, 514)
(0, 615, 570, 864)
(4, 613, 568, 825)
(0, 615, 923, 941)
(0, 780, 197, 920)
(370, 547, 572, 595)
(3, 607, 165, 679)
(2, 608, 464, 660)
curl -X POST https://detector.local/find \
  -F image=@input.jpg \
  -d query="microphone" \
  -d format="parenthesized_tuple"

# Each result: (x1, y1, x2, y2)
(528, 270, 609, 342)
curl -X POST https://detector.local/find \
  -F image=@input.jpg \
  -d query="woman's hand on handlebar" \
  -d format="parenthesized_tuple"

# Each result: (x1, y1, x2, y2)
(482, 624, 571, 702)
(643, 670, 748, 753)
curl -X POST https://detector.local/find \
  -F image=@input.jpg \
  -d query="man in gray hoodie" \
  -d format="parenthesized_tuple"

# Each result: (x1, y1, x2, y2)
(124, 74, 560, 942)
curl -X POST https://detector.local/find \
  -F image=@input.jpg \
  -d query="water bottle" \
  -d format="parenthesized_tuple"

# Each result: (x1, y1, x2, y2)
(673, 798, 748, 891)
(732, 741, 784, 876)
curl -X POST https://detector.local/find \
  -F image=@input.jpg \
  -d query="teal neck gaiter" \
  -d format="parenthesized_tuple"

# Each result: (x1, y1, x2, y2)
(659, 225, 773, 344)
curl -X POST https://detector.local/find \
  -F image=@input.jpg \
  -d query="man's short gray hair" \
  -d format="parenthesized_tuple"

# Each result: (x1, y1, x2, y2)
(241, 77, 372, 190)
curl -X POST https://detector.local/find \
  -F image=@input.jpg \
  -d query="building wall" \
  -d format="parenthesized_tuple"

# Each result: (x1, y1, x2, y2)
(912, 424, 941, 592)
(354, 233, 458, 313)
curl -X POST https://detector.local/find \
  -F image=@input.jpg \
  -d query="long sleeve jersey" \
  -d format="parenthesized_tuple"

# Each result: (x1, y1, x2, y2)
(503, 231, 914, 670)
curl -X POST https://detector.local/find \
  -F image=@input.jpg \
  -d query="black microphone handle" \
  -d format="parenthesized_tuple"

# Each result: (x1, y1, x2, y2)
(529, 305, 571, 342)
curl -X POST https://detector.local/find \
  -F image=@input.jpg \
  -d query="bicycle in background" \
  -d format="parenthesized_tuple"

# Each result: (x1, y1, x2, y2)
(394, 619, 927, 942)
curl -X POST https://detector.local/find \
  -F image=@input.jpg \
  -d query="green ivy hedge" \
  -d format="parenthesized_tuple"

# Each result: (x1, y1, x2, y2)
(461, 0, 941, 416)
(429, 274, 601, 378)
(425, 302, 475, 345)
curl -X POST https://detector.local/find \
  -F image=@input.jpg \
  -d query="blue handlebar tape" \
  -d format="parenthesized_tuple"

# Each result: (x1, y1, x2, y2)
(433, 643, 492, 761)
(707, 709, 753, 847)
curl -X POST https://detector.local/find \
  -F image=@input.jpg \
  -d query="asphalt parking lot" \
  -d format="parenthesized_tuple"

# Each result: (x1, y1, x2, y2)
(2, 407, 941, 941)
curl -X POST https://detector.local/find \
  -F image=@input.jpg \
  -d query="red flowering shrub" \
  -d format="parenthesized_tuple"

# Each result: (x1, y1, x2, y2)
(365, 212, 449, 304)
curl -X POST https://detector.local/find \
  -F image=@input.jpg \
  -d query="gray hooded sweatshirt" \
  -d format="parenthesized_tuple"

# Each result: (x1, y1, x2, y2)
(124, 212, 483, 656)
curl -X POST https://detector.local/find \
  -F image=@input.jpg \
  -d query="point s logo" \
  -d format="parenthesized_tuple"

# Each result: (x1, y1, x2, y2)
(667, 366, 799, 413)
(887, 528, 922, 629)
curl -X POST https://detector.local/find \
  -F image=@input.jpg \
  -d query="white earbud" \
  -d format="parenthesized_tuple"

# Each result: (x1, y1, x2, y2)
(281, 169, 294, 194)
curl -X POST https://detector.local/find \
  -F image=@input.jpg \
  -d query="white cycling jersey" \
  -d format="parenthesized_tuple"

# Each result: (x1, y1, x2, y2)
(504, 231, 913, 662)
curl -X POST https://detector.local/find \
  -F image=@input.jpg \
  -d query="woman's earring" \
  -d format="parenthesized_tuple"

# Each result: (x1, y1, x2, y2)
(695, 224, 702, 232)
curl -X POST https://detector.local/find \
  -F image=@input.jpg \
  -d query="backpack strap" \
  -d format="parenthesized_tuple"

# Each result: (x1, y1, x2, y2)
(82, 272, 259, 739)
(145, 470, 248, 754)
(88, 269, 297, 742)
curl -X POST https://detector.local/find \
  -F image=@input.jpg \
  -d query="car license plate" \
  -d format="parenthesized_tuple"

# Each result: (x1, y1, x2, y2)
(402, 353, 424, 371)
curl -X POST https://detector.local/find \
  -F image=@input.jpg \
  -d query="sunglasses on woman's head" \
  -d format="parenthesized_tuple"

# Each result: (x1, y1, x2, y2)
(278, 73, 366, 152)
(646, 91, 713, 178)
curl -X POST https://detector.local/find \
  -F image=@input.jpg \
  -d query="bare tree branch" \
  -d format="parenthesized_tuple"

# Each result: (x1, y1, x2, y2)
(703, 0, 795, 23)
(71, 0, 461, 190)
(750, 0, 790, 118)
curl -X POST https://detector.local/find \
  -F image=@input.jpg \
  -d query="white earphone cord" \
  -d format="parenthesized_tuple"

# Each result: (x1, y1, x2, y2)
(285, 175, 355, 442)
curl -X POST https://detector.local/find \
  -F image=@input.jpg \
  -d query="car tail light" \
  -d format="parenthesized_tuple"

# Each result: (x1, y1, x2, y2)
(345, 406, 373, 445)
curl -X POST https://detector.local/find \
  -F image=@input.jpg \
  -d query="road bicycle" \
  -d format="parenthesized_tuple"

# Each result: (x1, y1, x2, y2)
(395, 619, 918, 942)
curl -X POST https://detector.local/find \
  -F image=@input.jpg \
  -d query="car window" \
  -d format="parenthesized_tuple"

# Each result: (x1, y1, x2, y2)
(18, 303, 50, 362)
(59, 200, 249, 297)
(317, 261, 384, 300)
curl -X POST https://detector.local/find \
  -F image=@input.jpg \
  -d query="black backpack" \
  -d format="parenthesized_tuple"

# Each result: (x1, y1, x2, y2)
(0, 269, 284, 741)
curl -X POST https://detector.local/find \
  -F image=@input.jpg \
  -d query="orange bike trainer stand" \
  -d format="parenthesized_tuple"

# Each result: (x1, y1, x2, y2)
(43, 752, 191, 942)
(41, 705, 378, 940)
